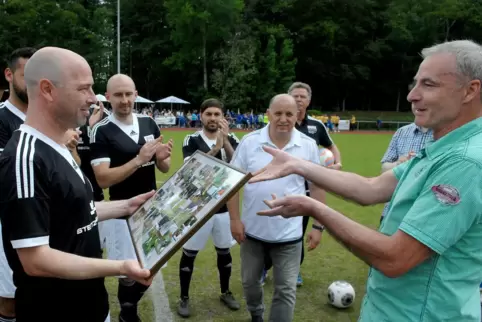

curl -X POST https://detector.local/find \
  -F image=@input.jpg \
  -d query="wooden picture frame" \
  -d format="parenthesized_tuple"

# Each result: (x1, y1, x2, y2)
(127, 150, 252, 276)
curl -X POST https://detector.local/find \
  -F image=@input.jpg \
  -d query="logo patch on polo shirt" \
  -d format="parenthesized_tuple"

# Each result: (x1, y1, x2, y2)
(307, 125, 317, 134)
(431, 184, 460, 205)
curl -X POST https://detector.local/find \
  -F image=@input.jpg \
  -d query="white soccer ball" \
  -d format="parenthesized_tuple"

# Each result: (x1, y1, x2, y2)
(327, 280, 355, 308)
(319, 148, 335, 167)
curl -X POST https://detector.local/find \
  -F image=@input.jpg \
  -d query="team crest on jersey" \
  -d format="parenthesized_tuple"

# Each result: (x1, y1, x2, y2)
(144, 134, 154, 142)
(431, 184, 460, 205)
(307, 125, 317, 134)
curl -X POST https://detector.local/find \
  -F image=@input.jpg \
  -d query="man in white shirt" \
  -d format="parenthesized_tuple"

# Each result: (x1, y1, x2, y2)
(227, 94, 323, 322)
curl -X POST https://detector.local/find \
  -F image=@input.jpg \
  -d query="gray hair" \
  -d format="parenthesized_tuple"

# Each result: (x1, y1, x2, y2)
(421, 40, 482, 85)
(287, 82, 312, 98)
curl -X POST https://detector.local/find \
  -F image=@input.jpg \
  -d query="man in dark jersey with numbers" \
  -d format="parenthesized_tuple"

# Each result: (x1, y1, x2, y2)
(261, 82, 343, 287)
(90, 73, 173, 322)
(177, 98, 241, 318)
(0, 47, 153, 322)
(0, 47, 36, 322)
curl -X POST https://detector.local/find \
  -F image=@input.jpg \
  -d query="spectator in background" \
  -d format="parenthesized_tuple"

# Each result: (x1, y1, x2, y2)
(350, 115, 356, 131)
(379, 122, 433, 224)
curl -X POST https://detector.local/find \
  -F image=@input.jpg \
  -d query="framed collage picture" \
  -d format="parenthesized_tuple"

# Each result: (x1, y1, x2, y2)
(127, 150, 252, 276)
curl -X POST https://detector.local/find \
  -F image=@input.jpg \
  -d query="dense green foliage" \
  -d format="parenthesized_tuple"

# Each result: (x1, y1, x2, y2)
(1, 0, 481, 112)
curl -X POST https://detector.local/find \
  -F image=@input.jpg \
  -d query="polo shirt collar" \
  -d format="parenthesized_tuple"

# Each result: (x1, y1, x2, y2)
(424, 117, 482, 160)
(259, 124, 303, 150)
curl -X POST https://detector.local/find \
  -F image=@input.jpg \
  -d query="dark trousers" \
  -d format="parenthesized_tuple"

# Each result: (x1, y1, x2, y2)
(264, 215, 310, 271)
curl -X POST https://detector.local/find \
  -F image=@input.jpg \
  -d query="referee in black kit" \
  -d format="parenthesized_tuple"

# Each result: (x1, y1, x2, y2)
(0, 47, 154, 322)
(261, 82, 343, 287)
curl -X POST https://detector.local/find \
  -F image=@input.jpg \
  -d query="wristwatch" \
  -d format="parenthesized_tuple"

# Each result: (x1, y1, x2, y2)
(312, 224, 325, 232)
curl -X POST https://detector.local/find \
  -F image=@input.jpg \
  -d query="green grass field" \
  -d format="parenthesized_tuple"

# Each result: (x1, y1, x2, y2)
(104, 129, 393, 322)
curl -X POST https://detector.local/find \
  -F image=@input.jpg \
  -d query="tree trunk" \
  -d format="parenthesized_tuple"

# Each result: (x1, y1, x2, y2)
(342, 97, 346, 112)
(203, 32, 208, 91)
(396, 88, 400, 112)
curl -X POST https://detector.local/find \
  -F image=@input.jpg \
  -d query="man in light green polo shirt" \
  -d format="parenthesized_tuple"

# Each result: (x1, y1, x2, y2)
(246, 39, 482, 321)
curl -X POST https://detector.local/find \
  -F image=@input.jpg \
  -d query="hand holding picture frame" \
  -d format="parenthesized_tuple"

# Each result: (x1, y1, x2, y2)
(127, 150, 251, 276)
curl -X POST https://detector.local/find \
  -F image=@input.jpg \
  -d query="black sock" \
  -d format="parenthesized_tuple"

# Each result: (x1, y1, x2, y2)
(179, 249, 198, 299)
(216, 247, 232, 294)
(118, 278, 149, 314)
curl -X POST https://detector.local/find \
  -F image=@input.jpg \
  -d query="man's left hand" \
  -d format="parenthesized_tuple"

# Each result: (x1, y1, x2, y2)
(127, 190, 156, 215)
(257, 194, 318, 218)
(306, 229, 322, 251)
(219, 118, 230, 138)
(329, 163, 342, 170)
(155, 136, 173, 161)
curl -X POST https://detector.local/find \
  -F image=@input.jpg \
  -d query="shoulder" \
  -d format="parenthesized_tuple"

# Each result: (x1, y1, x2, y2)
(1, 130, 48, 171)
(228, 132, 240, 142)
(239, 129, 262, 145)
(298, 131, 318, 149)
(307, 116, 327, 128)
(137, 113, 157, 126)
(183, 131, 201, 146)
(90, 117, 111, 138)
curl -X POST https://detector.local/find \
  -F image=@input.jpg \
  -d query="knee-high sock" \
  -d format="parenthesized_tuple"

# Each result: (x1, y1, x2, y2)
(179, 248, 198, 299)
(216, 247, 232, 294)
(118, 278, 149, 312)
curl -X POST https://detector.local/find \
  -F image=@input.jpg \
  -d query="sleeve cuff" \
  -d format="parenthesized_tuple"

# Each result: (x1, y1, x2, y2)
(91, 158, 110, 166)
(11, 236, 49, 249)
(398, 221, 446, 255)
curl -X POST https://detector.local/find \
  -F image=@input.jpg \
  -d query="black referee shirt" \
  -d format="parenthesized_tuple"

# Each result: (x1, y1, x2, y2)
(0, 124, 108, 321)
(295, 114, 333, 148)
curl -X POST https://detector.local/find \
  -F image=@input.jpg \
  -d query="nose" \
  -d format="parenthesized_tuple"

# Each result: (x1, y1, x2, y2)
(87, 88, 96, 104)
(407, 85, 421, 103)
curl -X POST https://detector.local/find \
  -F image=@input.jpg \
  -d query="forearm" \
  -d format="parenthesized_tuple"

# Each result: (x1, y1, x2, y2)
(19, 246, 122, 280)
(310, 202, 396, 272)
(227, 193, 241, 220)
(308, 183, 326, 226)
(71, 149, 81, 166)
(156, 157, 170, 173)
(207, 148, 221, 157)
(223, 140, 235, 162)
(297, 161, 382, 205)
(328, 144, 342, 164)
(381, 161, 398, 173)
(94, 158, 139, 189)
(95, 200, 129, 221)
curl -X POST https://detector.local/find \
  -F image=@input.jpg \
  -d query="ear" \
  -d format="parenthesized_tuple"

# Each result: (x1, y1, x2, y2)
(39, 79, 55, 102)
(105, 92, 110, 101)
(4, 68, 12, 83)
(463, 79, 481, 104)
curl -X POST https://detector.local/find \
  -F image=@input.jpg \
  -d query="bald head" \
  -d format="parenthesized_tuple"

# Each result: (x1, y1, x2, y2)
(24, 47, 89, 95)
(107, 74, 136, 93)
(106, 74, 137, 118)
(269, 94, 297, 110)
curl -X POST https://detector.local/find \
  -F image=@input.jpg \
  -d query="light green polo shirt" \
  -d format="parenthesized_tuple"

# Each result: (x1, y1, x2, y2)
(359, 117, 482, 322)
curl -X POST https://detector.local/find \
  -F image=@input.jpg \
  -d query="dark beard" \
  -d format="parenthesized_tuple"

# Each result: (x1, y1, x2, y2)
(12, 81, 28, 104)
(203, 125, 218, 133)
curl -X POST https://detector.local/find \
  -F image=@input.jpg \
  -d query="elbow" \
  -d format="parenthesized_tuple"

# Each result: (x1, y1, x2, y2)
(377, 257, 407, 278)
(97, 177, 111, 189)
(23, 263, 45, 277)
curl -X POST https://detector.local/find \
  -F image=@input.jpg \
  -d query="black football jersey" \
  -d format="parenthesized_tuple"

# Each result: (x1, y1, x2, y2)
(90, 113, 160, 200)
(0, 124, 108, 321)
(182, 130, 240, 213)
(76, 107, 111, 201)
(0, 100, 26, 155)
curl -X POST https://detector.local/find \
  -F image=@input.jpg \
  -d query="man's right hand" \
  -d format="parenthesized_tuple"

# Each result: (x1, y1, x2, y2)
(230, 219, 245, 244)
(214, 130, 224, 151)
(120, 260, 153, 286)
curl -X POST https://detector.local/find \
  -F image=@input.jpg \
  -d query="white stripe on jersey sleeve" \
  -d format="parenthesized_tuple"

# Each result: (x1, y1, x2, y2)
(91, 157, 111, 166)
(11, 236, 49, 249)
(15, 132, 37, 199)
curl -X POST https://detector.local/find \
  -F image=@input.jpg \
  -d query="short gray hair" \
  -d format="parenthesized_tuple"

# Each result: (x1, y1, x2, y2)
(421, 40, 482, 85)
(287, 82, 312, 98)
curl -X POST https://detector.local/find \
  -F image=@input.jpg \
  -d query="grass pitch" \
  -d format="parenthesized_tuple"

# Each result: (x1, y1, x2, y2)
(104, 129, 393, 322)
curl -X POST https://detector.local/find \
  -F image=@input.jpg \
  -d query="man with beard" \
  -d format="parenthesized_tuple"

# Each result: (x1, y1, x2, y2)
(90, 74, 173, 322)
(177, 98, 240, 318)
(0, 47, 36, 322)
(0, 46, 153, 322)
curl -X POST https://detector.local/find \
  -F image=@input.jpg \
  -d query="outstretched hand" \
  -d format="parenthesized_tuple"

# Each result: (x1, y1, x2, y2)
(127, 190, 156, 214)
(257, 193, 317, 218)
(248, 145, 299, 184)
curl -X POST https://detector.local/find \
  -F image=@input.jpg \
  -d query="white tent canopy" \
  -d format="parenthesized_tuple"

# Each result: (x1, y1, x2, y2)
(156, 96, 190, 104)
(135, 95, 154, 103)
(96, 94, 107, 102)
